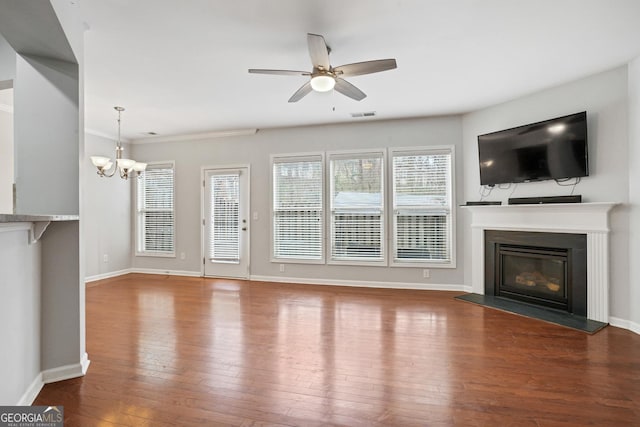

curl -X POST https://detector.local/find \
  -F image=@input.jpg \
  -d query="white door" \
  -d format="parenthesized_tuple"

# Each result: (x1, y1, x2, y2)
(203, 167, 250, 278)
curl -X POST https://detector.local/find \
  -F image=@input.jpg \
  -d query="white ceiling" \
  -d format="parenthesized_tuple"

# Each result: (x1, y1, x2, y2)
(79, 0, 640, 141)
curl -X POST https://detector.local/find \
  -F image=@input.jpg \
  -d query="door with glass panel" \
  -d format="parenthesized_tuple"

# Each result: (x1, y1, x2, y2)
(203, 167, 250, 278)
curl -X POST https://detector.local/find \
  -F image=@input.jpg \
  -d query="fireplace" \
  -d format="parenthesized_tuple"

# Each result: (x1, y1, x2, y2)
(463, 202, 616, 322)
(485, 230, 587, 316)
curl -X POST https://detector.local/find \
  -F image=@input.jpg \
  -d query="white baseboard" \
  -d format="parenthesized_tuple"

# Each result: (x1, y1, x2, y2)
(41, 358, 88, 384)
(85, 268, 134, 283)
(88, 268, 473, 293)
(609, 317, 640, 335)
(86, 268, 202, 283)
(15, 353, 90, 406)
(80, 352, 91, 375)
(250, 274, 468, 292)
(16, 373, 44, 406)
(131, 268, 202, 277)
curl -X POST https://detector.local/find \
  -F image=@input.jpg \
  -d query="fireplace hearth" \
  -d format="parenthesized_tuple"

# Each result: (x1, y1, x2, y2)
(485, 230, 587, 317)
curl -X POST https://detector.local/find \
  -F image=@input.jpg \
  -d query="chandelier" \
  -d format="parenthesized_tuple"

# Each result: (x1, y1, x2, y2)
(90, 106, 146, 179)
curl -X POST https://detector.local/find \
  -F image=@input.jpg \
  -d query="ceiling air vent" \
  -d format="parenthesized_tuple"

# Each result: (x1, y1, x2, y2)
(350, 111, 376, 118)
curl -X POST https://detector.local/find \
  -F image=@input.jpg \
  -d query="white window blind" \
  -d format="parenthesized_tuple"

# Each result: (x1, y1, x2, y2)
(136, 163, 175, 255)
(392, 150, 452, 263)
(272, 156, 323, 260)
(210, 173, 240, 262)
(330, 153, 384, 262)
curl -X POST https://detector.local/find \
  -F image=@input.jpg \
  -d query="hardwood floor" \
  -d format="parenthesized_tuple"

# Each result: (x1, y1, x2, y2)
(35, 274, 640, 426)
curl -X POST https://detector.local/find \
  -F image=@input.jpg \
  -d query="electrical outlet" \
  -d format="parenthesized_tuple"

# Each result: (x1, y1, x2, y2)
(253, 211, 259, 220)
(180, 252, 186, 260)
(103, 254, 109, 263)
(423, 269, 430, 278)
(279, 264, 285, 272)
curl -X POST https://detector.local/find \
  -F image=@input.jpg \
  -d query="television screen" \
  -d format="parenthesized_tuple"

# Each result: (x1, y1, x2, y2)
(478, 111, 588, 186)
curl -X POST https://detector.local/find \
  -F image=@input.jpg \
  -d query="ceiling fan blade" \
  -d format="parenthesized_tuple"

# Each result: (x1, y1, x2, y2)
(334, 78, 367, 101)
(307, 33, 331, 69)
(288, 81, 313, 102)
(248, 69, 310, 76)
(334, 59, 397, 77)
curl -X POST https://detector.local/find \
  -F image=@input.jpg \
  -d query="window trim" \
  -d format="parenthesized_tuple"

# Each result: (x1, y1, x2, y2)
(135, 160, 176, 258)
(388, 146, 456, 268)
(270, 152, 325, 264)
(327, 149, 387, 266)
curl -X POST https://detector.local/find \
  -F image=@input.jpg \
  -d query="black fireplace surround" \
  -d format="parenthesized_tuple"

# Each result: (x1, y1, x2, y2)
(485, 230, 587, 317)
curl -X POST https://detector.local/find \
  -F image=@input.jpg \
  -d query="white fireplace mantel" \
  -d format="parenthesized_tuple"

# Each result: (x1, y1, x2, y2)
(462, 202, 618, 323)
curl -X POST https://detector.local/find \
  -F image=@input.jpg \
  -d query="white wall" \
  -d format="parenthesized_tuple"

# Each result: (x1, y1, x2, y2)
(0, 227, 41, 405)
(462, 66, 631, 321)
(84, 133, 132, 279)
(628, 57, 640, 331)
(131, 116, 465, 288)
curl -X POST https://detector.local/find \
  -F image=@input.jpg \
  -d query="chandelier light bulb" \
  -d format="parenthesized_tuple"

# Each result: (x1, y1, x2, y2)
(117, 158, 136, 170)
(133, 162, 147, 172)
(91, 156, 110, 168)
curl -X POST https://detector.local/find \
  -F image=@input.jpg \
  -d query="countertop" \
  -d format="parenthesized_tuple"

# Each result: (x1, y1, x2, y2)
(0, 214, 79, 223)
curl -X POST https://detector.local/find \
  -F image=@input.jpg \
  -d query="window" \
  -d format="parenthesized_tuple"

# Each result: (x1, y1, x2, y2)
(136, 162, 175, 256)
(391, 148, 453, 266)
(272, 155, 323, 261)
(209, 172, 240, 262)
(329, 152, 384, 263)
(270, 147, 455, 268)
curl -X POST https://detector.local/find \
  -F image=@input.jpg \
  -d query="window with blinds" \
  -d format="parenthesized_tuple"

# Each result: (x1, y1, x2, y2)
(272, 155, 323, 261)
(329, 152, 384, 262)
(391, 149, 452, 264)
(210, 173, 240, 262)
(136, 162, 175, 255)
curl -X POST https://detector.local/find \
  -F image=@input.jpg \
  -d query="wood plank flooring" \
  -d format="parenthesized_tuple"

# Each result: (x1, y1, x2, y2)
(34, 274, 640, 426)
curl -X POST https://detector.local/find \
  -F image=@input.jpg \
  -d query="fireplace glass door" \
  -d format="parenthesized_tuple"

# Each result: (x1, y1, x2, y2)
(498, 246, 569, 310)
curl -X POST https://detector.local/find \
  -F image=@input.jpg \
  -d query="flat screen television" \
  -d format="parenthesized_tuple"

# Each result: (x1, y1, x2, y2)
(477, 111, 589, 186)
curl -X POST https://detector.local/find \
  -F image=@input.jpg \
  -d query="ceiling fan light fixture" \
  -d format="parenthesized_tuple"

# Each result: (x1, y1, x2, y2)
(310, 75, 336, 92)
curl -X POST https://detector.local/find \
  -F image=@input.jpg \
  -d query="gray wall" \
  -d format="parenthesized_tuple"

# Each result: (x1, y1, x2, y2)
(0, 33, 15, 78)
(0, 34, 14, 214)
(131, 116, 466, 287)
(14, 54, 79, 215)
(41, 221, 81, 371)
(461, 66, 631, 321)
(628, 57, 640, 329)
(0, 102, 12, 213)
(84, 133, 132, 279)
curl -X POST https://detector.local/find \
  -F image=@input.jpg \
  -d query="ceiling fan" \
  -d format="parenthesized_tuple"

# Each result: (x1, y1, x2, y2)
(249, 33, 397, 102)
